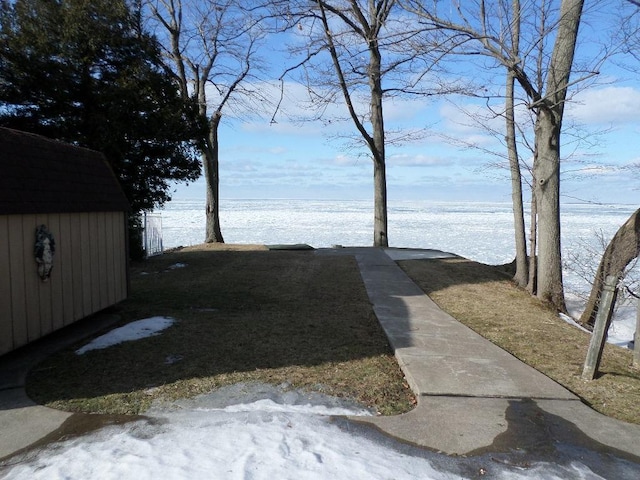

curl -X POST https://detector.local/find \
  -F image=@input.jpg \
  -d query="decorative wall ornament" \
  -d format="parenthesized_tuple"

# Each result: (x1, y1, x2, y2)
(34, 224, 55, 281)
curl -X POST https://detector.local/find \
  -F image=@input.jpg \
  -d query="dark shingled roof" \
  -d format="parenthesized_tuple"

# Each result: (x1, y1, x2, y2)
(0, 128, 130, 215)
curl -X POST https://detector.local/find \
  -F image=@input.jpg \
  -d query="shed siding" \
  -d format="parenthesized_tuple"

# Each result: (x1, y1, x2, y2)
(8, 215, 28, 348)
(58, 214, 74, 327)
(0, 216, 12, 354)
(0, 211, 127, 355)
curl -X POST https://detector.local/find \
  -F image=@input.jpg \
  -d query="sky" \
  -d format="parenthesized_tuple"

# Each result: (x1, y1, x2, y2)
(167, 2, 640, 206)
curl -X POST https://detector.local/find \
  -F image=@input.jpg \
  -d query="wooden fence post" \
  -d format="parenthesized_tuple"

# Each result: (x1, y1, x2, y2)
(634, 301, 640, 369)
(582, 275, 618, 380)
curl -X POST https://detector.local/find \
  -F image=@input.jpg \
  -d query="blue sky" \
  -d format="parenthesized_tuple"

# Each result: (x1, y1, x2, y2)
(170, 5, 640, 206)
(172, 81, 640, 205)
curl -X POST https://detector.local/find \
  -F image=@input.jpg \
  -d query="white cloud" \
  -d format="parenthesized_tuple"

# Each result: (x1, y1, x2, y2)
(384, 96, 433, 122)
(388, 153, 452, 167)
(436, 102, 505, 149)
(568, 86, 640, 125)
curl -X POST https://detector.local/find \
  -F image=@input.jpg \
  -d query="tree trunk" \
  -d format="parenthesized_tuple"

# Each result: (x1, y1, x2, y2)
(506, 0, 528, 287)
(315, 0, 389, 247)
(373, 157, 388, 247)
(506, 66, 528, 287)
(580, 208, 640, 327)
(531, 0, 584, 312)
(533, 109, 565, 310)
(369, 42, 388, 247)
(527, 188, 538, 294)
(203, 112, 224, 243)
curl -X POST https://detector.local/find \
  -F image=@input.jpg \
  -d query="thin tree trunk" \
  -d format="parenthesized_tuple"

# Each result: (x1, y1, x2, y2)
(506, 0, 528, 287)
(506, 70, 528, 285)
(528, 188, 538, 294)
(369, 40, 388, 247)
(204, 113, 224, 243)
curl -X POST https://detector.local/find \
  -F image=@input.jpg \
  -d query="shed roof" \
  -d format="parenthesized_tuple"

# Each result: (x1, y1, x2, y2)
(0, 128, 130, 215)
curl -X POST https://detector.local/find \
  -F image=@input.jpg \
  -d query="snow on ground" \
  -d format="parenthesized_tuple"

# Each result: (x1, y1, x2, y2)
(1, 383, 614, 480)
(167, 262, 187, 269)
(75, 317, 175, 355)
(565, 293, 637, 348)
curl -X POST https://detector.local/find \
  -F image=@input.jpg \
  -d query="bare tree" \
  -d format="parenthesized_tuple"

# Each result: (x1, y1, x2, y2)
(144, 0, 270, 243)
(505, 0, 529, 287)
(400, 0, 600, 311)
(273, 0, 456, 247)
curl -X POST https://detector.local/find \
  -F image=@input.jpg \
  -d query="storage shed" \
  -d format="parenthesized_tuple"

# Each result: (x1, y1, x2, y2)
(0, 128, 130, 356)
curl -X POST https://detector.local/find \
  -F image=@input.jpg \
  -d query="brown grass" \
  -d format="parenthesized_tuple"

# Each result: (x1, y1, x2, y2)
(25, 245, 640, 425)
(26, 245, 415, 416)
(399, 256, 640, 425)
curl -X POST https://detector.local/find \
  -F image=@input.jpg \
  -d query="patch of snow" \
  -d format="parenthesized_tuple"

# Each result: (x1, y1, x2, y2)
(559, 313, 591, 334)
(607, 303, 637, 347)
(75, 317, 175, 355)
(3, 387, 619, 480)
(168, 262, 187, 269)
(3, 386, 458, 480)
(566, 292, 638, 348)
(384, 248, 458, 261)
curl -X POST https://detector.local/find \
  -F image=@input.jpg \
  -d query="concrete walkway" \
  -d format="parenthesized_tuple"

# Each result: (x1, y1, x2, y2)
(2, 246, 640, 472)
(0, 314, 123, 460)
(319, 247, 640, 463)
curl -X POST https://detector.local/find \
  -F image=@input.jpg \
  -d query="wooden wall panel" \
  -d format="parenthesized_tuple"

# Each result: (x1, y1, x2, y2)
(115, 213, 128, 301)
(104, 212, 115, 305)
(96, 212, 108, 310)
(22, 216, 40, 342)
(2, 211, 128, 355)
(0, 217, 13, 355)
(58, 214, 75, 327)
(47, 214, 64, 332)
(70, 213, 84, 322)
(80, 213, 93, 316)
(7, 216, 27, 350)
(88, 214, 100, 311)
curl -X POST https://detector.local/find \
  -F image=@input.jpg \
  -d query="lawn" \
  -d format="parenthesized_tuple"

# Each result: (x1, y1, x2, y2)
(26, 244, 415, 416)
(26, 245, 640, 425)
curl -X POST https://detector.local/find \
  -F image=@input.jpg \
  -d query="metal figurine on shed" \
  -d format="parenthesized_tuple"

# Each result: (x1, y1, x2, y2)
(34, 224, 55, 281)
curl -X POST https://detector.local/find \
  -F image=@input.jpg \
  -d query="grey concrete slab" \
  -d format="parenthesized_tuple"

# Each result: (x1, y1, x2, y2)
(352, 396, 640, 459)
(345, 247, 575, 400)
(0, 312, 122, 460)
(320, 247, 640, 461)
(396, 349, 574, 399)
(0, 388, 72, 459)
(351, 397, 511, 455)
